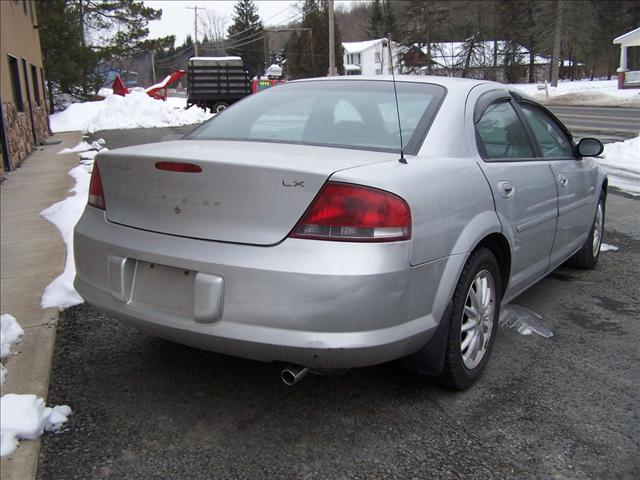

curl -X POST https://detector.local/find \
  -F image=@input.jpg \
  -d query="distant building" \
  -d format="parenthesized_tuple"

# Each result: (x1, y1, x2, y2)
(0, 0, 49, 173)
(613, 27, 640, 89)
(342, 38, 401, 76)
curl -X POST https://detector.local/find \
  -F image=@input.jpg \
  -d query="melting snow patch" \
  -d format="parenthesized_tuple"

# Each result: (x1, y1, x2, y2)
(601, 243, 619, 252)
(40, 139, 108, 310)
(0, 394, 72, 457)
(499, 305, 553, 338)
(1, 314, 24, 386)
(57, 139, 104, 155)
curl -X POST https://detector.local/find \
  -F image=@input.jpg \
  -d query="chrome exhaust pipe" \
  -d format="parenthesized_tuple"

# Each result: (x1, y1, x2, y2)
(281, 365, 310, 386)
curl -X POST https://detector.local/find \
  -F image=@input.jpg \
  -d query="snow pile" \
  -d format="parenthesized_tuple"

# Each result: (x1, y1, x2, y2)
(50, 90, 213, 133)
(1, 314, 24, 386)
(97, 87, 113, 97)
(507, 79, 640, 108)
(1, 395, 71, 457)
(598, 135, 640, 196)
(40, 140, 108, 310)
(601, 243, 619, 252)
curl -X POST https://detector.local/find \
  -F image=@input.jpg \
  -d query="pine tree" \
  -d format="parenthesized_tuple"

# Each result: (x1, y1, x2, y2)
(226, 0, 264, 78)
(382, 0, 397, 40)
(37, 0, 170, 101)
(367, 0, 384, 39)
(286, 0, 344, 79)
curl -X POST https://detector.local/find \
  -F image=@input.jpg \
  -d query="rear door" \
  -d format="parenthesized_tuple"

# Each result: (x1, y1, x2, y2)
(473, 91, 558, 298)
(517, 102, 599, 267)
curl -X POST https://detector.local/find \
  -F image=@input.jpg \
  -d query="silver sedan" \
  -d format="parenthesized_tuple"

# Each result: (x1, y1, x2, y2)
(74, 76, 607, 389)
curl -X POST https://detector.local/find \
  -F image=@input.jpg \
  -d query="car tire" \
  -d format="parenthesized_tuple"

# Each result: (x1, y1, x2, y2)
(438, 247, 502, 390)
(566, 195, 605, 270)
(213, 101, 229, 113)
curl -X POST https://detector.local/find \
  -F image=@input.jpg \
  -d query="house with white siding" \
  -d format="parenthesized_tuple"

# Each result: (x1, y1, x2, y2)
(342, 38, 401, 76)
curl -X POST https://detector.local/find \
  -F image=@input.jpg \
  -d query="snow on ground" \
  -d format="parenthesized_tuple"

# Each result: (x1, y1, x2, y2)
(598, 135, 640, 196)
(1, 314, 24, 386)
(50, 90, 213, 134)
(506, 79, 640, 108)
(40, 141, 107, 310)
(1, 395, 71, 457)
(0, 315, 71, 457)
(601, 243, 619, 252)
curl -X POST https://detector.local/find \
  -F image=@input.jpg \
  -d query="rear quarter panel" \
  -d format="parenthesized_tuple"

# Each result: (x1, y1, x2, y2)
(330, 83, 501, 323)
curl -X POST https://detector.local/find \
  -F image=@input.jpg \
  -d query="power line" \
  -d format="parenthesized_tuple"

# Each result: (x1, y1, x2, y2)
(226, 4, 294, 40)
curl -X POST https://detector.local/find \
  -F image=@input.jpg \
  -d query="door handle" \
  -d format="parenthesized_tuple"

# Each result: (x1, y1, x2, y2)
(558, 173, 568, 187)
(497, 181, 515, 199)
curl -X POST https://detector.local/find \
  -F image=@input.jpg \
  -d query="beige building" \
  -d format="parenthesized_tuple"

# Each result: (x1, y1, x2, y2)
(1, 0, 49, 173)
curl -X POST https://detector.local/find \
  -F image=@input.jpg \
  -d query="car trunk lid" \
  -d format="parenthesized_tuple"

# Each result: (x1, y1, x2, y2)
(98, 140, 397, 245)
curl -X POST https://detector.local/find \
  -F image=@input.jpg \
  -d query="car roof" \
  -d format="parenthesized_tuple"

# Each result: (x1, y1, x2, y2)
(291, 75, 501, 94)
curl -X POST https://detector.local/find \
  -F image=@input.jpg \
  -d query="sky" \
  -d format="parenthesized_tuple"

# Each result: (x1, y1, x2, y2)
(145, 1, 358, 46)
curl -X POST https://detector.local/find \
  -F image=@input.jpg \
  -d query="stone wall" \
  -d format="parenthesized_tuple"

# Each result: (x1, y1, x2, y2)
(1, 100, 50, 173)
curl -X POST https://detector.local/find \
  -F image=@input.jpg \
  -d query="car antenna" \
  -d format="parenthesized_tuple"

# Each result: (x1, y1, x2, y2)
(388, 33, 407, 164)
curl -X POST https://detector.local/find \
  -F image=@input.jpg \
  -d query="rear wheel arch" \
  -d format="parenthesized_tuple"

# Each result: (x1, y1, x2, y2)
(474, 233, 511, 298)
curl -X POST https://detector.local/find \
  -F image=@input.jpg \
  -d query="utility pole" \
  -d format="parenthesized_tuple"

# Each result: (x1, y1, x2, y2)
(151, 51, 156, 83)
(550, 0, 564, 87)
(263, 33, 269, 75)
(186, 5, 203, 57)
(328, 0, 337, 76)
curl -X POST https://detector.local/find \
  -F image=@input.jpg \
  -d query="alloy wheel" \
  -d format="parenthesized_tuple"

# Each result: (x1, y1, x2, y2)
(460, 270, 496, 370)
(592, 202, 604, 257)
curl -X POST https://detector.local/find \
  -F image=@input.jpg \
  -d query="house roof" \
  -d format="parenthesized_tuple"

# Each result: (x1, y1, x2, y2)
(343, 38, 387, 54)
(613, 27, 640, 47)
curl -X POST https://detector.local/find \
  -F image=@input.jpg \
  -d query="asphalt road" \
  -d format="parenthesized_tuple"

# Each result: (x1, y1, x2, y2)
(37, 127, 640, 479)
(547, 106, 639, 143)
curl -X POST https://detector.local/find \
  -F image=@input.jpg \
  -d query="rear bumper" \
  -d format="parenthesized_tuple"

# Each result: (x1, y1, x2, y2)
(74, 208, 449, 369)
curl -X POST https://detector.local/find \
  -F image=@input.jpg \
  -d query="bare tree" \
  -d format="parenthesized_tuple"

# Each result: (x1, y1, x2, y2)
(199, 10, 228, 55)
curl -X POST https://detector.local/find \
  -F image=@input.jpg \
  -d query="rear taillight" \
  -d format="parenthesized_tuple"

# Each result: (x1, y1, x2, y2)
(290, 182, 411, 242)
(88, 163, 106, 210)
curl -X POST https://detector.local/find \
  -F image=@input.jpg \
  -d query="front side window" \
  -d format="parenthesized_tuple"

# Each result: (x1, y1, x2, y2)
(520, 104, 575, 158)
(476, 101, 534, 160)
(187, 80, 445, 154)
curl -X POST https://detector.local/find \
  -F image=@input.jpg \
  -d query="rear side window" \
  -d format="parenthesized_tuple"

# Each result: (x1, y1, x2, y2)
(476, 101, 534, 160)
(520, 104, 575, 158)
(186, 80, 445, 154)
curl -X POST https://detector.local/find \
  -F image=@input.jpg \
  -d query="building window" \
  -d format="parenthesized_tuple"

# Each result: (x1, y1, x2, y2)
(375, 69, 382, 75)
(31, 64, 40, 105)
(375, 52, 381, 63)
(8, 56, 24, 112)
(40, 68, 47, 106)
(356, 53, 361, 65)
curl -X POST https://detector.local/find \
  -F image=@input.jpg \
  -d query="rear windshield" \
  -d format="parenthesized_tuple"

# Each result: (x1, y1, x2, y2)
(185, 80, 445, 154)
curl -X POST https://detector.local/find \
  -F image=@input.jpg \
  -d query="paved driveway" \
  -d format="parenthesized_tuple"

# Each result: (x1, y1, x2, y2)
(37, 128, 640, 480)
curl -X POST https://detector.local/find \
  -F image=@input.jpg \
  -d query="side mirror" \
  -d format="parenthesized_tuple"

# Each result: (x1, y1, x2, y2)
(577, 137, 604, 157)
